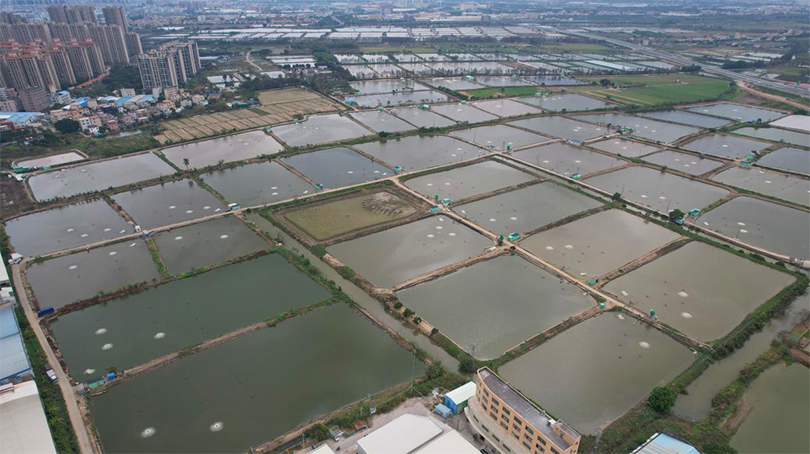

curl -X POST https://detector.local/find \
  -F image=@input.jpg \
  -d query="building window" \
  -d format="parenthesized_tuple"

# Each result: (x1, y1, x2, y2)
(473, 415, 479, 423)
(502, 408, 511, 416)
(513, 424, 522, 432)
(492, 435, 501, 443)
(535, 444, 545, 453)
(489, 412, 498, 421)
(550, 448, 559, 454)
(512, 432, 520, 440)
(500, 421, 509, 431)
(524, 434, 533, 442)
(538, 438, 547, 446)
(525, 427, 535, 436)
(523, 441, 532, 450)
(514, 419, 522, 426)
(502, 445, 511, 452)
(490, 405, 499, 413)
(484, 389, 490, 397)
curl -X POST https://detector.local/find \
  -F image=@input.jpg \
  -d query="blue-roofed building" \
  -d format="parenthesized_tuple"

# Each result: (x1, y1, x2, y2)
(0, 112, 46, 129)
(0, 304, 33, 384)
(631, 433, 701, 454)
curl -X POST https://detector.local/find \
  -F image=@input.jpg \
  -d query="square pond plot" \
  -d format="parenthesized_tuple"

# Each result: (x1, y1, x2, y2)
(684, 133, 771, 160)
(455, 182, 602, 235)
(4, 200, 132, 257)
(642, 151, 725, 176)
(271, 114, 372, 147)
(161, 131, 284, 169)
(684, 102, 786, 122)
(734, 127, 810, 148)
(698, 196, 810, 260)
(354, 136, 483, 171)
(573, 113, 700, 144)
(389, 107, 456, 129)
(89, 305, 422, 454)
(26, 240, 159, 310)
(113, 179, 227, 230)
(511, 142, 625, 177)
(500, 313, 695, 435)
(429, 103, 498, 124)
(404, 160, 537, 202)
(508, 116, 608, 142)
(757, 147, 810, 175)
(27, 153, 175, 201)
(517, 93, 616, 112)
(153, 216, 269, 275)
(201, 161, 314, 207)
(282, 147, 392, 189)
(348, 110, 414, 133)
(712, 167, 810, 206)
(450, 125, 550, 150)
(470, 99, 542, 118)
(521, 209, 681, 278)
(397, 255, 594, 360)
(637, 110, 731, 129)
(50, 253, 330, 377)
(588, 138, 661, 158)
(327, 216, 492, 288)
(351, 90, 449, 108)
(586, 166, 730, 212)
(604, 241, 795, 341)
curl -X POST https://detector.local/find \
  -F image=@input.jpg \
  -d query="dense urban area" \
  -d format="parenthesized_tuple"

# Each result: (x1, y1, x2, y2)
(0, 0, 808, 453)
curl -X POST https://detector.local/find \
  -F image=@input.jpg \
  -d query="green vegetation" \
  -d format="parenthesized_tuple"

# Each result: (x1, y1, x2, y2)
(648, 386, 676, 413)
(72, 65, 143, 98)
(15, 307, 80, 453)
(581, 73, 735, 106)
(1, 131, 159, 167)
(54, 118, 81, 134)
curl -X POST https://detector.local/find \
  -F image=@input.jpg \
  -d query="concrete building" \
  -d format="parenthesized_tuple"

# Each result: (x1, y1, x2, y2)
(102, 6, 128, 32)
(137, 41, 200, 90)
(357, 413, 479, 454)
(47, 4, 97, 25)
(86, 23, 128, 65)
(0, 98, 18, 111)
(17, 86, 49, 112)
(466, 368, 581, 454)
(124, 32, 142, 58)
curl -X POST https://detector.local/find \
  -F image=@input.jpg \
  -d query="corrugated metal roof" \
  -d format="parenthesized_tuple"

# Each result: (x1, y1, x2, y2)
(445, 381, 476, 404)
(0, 334, 30, 381)
(357, 414, 443, 454)
(0, 305, 18, 338)
(632, 433, 701, 454)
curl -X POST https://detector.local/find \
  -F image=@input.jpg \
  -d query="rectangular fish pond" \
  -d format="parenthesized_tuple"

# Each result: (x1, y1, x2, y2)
(641, 150, 725, 176)
(711, 166, 810, 207)
(351, 90, 449, 108)
(201, 161, 314, 207)
(588, 138, 661, 158)
(348, 110, 415, 133)
(389, 107, 456, 129)
(684, 133, 771, 160)
(282, 147, 393, 189)
(511, 142, 625, 177)
(14, 151, 85, 169)
(756, 147, 810, 175)
(573, 113, 700, 144)
(404, 160, 537, 202)
(449, 125, 550, 150)
(270, 114, 372, 147)
(354, 136, 484, 171)
(470, 99, 541, 118)
(508, 116, 608, 143)
(113, 179, 227, 230)
(684, 102, 786, 122)
(429, 103, 498, 124)
(733, 126, 810, 148)
(161, 130, 284, 169)
(88, 304, 421, 453)
(517, 94, 616, 112)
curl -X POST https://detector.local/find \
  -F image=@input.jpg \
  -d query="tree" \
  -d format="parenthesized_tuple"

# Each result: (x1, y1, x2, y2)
(599, 78, 612, 87)
(182, 158, 190, 169)
(669, 209, 685, 223)
(648, 386, 676, 413)
(459, 354, 477, 374)
(54, 118, 80, 134)
(611, 192, 622, 201)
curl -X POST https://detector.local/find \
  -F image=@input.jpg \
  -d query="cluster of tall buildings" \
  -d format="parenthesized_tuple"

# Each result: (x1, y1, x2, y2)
(137, 40, 200, 91)
(0, 5, 142, 110)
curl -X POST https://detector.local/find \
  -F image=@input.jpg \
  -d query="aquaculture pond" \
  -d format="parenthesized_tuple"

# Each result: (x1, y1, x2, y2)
(673, 298, 806, 421)
(161, 131, 284, 169)
(27, 153, 175, 201)
(733, 126, 810, 148)
(328, 215, 492, 288)
(684, 102, 786, 122)
(348, 110, 414, 133)
(355, 136, 483, 171)
(15, 151, 85, 169)
(282, 147, 392, 188)
(508, 116, 607, 142)
(698, 196, 810, 259)
(397, 255, 594, 360)
(270, 114, 372, 147)
(113, 179, 227, 229)
(500, 313, 694, 435)
(517, 93, 615, 112)
(429, 103, 498, 124)
(51, 253, 329, 376)
(351, 90, 449, 108)
(588, 138, 661, 158)
(475, 76, 533, 87)
(642, 151, 725, 176)
(585, 166, 730, 212)
(201, 161, 314, 207)
(90, 304, 422, 453)
(4, 200, 132, 257)
(26, 240, 159, 310)
(521, 209, 681, 278)
(712, 167, 810, 206)
(637, 110, 731, 128)
(511, 142, 625, 177)
(282, 191, 417, 241)
(684, 133, 770, 160)
(450, 125, 550, 150)
(389, 107, 456, 129)
(603, 241, 795, 341)
(152, 216, 269, 275)
(573, 113, 700, 143)
(420, 77, 483, 91)
(729, 363, 810, 454)
(756, 147, 810, 175)
(455, 182, 602, 235)
(470, 99, 541, 117)
(349, 79, 429, 94)
(404, 160, 536, 202)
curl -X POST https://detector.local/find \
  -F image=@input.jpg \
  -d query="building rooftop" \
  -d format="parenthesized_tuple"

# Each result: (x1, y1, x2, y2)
(0, 112, 45, 125)
(479, 368, 577, 450)
(358, 414, 444, 454)
(413, 430, 480, 454)
(0, 381, 57, 454)
(0, 304, 32, 383)
(631, 433, 701, 454)
(445, 381, 476, 404)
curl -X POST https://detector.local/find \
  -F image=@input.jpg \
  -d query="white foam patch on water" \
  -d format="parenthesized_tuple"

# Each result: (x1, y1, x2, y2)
(66, 228, 74, 232)
(84, 369, 95, 375)
(109, 251, 117, 256)
(426, 183, 433, 187)
(347, 171, 354, 174)
(175, 236, 183, 240)
(545, 246, 554, 250)
(120, 229, 127, 234)
(678, 291, 689, 298)
(272, 192, 278, 196)
(141, 427, 156, 438)
(209, 422, 224, 432)
(444, 182, 451, 186)
(617, 314, 625, 320)
(130, 243, 137, 247)
(427, 234, 435, 238)
(80, 233, 89, 238)
(564, 244, 573, 249)
(204, 206, 211, 210)
(186, 210, 194, 214)
(154, 332, 166, 339)
(220, 234, 229, 239)
(95, 328, 107, 335)
(641, 194, 647, 198)
(620, 290, 628, 296)
(169, 206, 176, 210)
(104, 228, 111, 232)
(438, 218, 444, 222)
(489, 218, 497, 222)
(510, 217, 518, 221)
(448, 233, 456, 237)
(740, 229, 748, 234)
(682, 312, 693, 319)
(102, 343, 113, 350)
(639, 341, 650, 349)
(271, 187, 277, 190)
(69, 265, 78, 270)
(435, 226, 443, 230)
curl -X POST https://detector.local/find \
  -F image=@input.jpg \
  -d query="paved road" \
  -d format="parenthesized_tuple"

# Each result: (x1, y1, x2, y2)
(558, 29, 810, 100)
(11, 260, 98, 454)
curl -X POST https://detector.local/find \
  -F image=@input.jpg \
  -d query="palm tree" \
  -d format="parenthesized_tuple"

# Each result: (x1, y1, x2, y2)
(182, 158, 190, 169)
